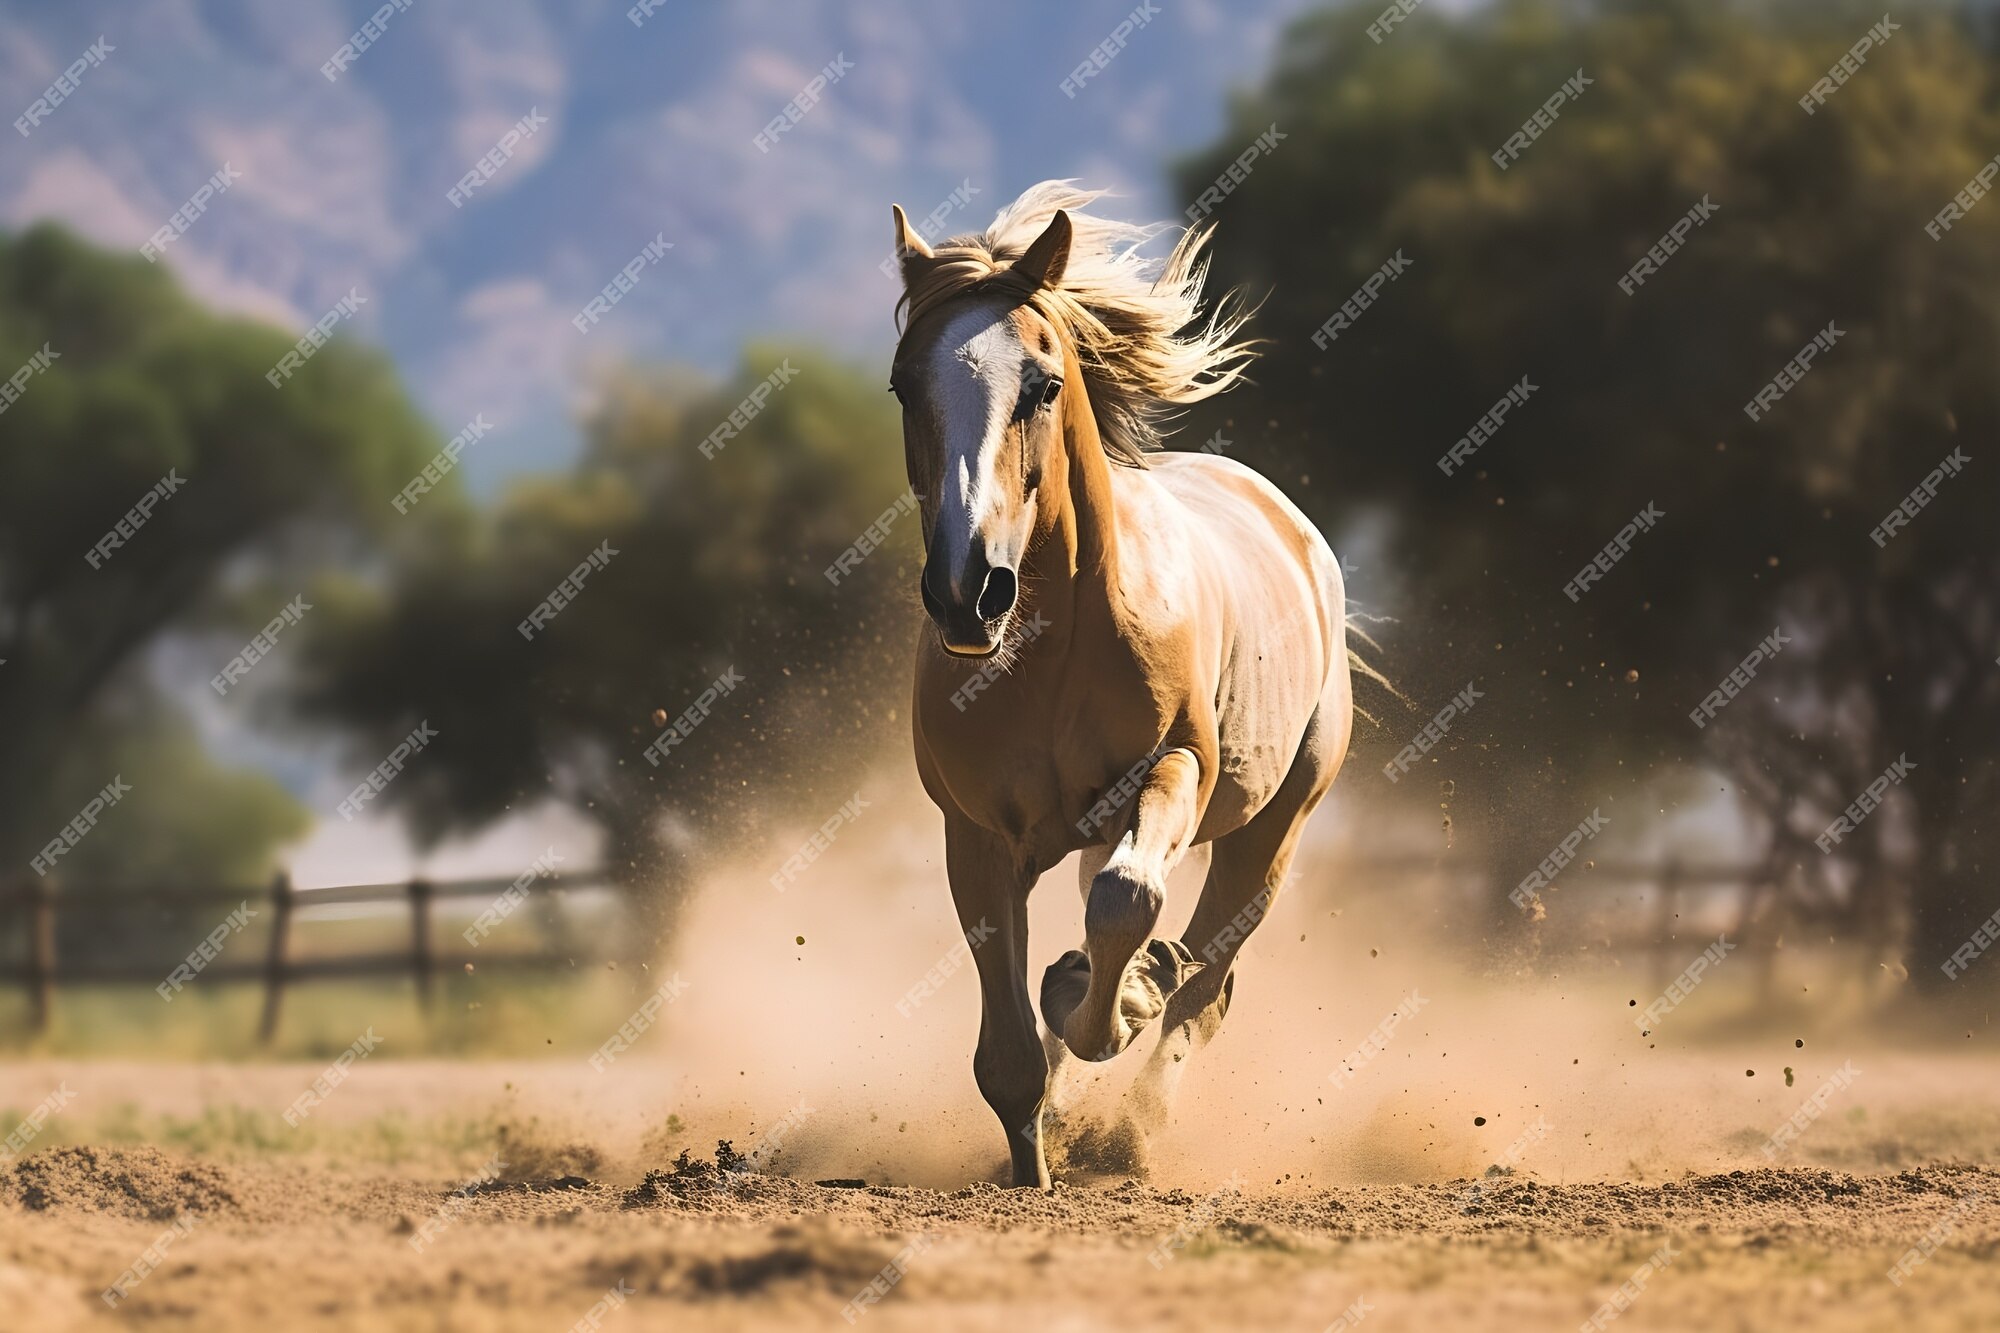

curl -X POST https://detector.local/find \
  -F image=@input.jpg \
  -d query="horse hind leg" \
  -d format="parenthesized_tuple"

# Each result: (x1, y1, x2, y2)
(1128, 712, 1340, 1137)
(1040, 748, 1206, 1063)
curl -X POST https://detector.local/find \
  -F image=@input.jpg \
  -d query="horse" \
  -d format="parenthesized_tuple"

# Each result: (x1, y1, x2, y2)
(889, 181, 1352, 1188)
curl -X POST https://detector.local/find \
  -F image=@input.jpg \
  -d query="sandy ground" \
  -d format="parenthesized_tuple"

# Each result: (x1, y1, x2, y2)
(7, 791, 1999, 1329)
(2, 1055, 1997, 1333)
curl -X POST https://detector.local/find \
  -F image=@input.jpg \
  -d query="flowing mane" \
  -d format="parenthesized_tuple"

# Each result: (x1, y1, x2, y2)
(896, 180, 1257, 468)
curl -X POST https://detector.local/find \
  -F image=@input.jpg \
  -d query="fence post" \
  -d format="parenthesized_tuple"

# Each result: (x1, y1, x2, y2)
(27, 878, 55, 1033)
(258, 871, 294, 1045)
(410, 877, 435, 1014)
(1652, 856, 1682, 990)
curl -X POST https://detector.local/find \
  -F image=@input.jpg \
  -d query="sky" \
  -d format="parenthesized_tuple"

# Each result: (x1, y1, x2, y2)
(2, 0, 1344, 492)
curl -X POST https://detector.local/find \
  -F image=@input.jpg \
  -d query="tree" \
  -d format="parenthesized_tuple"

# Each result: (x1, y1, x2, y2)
(1173, 0, 2000, 976)
(0, 224, 442, 899)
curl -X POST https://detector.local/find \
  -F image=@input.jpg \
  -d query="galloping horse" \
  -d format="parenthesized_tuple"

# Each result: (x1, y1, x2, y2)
(890, 182, 1352, 1187)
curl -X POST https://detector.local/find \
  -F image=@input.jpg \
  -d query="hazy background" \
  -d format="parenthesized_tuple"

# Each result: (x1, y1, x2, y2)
(2, 0, 1997, 1079)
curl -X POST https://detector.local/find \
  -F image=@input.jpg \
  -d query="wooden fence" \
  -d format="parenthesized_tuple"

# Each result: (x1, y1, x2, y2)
(2, 868, 619, 1041)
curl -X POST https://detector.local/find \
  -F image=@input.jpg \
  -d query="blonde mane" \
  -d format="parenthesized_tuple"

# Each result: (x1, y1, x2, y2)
(896, 181, 1257, 468)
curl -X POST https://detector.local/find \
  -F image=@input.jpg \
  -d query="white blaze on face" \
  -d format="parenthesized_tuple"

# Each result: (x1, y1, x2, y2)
(924, 305, 1023, 585)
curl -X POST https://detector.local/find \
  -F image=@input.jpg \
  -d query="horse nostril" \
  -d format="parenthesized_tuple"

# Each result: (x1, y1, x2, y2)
(977, 566, 1018, 621)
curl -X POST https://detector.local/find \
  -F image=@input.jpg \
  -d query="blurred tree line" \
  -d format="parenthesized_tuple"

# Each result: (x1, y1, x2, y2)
(3, 0, 1995, 985)
(1173, 0, 2000, 978)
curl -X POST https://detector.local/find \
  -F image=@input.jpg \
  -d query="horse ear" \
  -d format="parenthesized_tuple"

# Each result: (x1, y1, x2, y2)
(1010, 209, 1071, 290)
(891, 204, 934, 281)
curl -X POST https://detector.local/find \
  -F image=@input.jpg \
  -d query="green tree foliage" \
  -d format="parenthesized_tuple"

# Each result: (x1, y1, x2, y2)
(1175, 0, 1999, 971)
(288, 346, 917, 926)
(0, 224, 439, 891)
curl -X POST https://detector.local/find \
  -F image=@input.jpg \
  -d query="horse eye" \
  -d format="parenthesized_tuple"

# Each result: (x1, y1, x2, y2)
(1039, 377, 1063, 408)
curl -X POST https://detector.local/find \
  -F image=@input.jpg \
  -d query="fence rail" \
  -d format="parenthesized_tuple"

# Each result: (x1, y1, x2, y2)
(2, 868, 618, 1041)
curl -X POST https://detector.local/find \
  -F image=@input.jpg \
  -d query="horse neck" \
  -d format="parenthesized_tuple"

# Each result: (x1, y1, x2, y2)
(1025, 371, 1122, 606)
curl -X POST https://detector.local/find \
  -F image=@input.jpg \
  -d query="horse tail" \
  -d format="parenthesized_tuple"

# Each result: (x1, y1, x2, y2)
(1342, 610, 1407, 729)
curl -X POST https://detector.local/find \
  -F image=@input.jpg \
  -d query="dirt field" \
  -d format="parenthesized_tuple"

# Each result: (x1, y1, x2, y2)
(7, 802, 1999, 1331)
(2, 1055, 1997, 1333)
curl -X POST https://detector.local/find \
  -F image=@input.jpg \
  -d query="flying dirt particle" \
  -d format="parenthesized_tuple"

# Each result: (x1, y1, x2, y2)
(1624, 668, 1639, 683)
(1370, 948, 1379, 958)
(1795, 1038, 1804, 1048)
(1474, 1117, 1486, 1126)
(463, 962, 475, 973)
(1628, 999, 1636, 1007)
(650, 708, 668, 727)
(796, 935, 806, 946)
(1784, 1067, 1795, 1087)
(1745, 1069, 1755, 1077)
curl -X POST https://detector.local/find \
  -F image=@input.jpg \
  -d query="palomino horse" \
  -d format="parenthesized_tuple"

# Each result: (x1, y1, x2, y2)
(891, 182, 1352, 1187)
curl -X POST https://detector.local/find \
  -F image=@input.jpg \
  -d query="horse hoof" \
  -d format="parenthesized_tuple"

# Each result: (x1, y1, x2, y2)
(1039, 949, 1092, 1035)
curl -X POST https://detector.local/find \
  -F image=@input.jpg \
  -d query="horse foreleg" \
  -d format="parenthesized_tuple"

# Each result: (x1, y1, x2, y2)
(945, 816, 1049, 1188)
(1046, 747, 1205, 1063)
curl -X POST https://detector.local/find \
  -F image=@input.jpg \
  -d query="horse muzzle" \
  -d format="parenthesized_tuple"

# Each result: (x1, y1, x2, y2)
(921, 553, 1018, 655)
